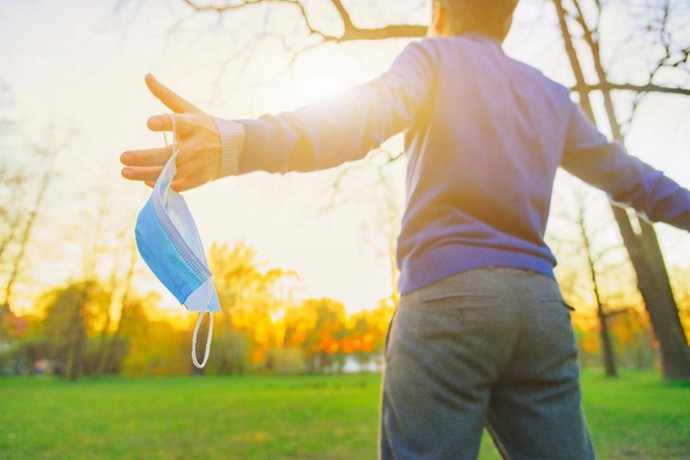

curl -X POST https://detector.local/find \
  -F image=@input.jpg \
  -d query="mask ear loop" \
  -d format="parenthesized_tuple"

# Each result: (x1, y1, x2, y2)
(164, 114, 177, 154)
(191, 284, 214, 369)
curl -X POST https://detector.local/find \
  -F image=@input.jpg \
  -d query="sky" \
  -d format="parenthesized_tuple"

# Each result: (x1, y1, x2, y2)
(1, 0, 689, 316)
(0, 0, 413, 315)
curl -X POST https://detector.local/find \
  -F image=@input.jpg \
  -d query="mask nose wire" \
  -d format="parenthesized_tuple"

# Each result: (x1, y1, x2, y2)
(164, 113, 214, 370)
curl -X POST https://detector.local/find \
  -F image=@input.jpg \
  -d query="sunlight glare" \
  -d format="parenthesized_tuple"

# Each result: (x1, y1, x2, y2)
(294, 75, 353, 104)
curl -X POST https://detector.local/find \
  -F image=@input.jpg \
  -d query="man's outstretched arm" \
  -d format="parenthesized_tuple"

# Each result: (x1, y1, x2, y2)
(122, 41, 436, 190)
(561, 103, 690, 231)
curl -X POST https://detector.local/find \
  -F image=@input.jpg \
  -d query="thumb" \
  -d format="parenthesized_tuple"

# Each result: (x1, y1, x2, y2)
(145, 73, 200, 114)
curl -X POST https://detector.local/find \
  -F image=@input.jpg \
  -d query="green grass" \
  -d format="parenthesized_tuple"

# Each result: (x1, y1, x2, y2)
(580, 371, 690, 459)
(0, 371, 688, 459)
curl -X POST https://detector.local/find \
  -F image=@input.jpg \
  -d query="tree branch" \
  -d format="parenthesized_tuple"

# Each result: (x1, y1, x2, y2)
(329, 0, 354, 30)
(574, 82, 690, 97)
(338, 24, 426, 41)
(181, 0, 426, 42)
(183, 0, 687, 96)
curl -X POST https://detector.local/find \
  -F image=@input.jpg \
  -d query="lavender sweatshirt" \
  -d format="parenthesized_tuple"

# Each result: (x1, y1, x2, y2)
(217, 34, 690, 295)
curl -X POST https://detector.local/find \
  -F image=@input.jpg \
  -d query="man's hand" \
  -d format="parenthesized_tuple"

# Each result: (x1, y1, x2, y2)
(120, 74, 221, 192)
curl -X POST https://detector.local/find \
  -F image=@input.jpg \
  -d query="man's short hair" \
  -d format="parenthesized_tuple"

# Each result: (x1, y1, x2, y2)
(437, 0, 519, 38)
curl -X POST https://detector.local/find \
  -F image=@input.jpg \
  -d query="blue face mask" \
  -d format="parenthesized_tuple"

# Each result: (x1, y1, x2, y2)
(134, 115, 219, 369)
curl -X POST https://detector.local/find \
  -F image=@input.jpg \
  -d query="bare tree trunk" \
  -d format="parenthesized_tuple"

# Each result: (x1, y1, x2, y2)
(554, 0, 690, 380)
(95, 256, 122, 376)
(67, 194, 108, 381)
(574, 191, 618, 377)
(67, 290, 87, 381)
(636, 219, 690, 379)
(597, 304, 618, 377)
(2, 158, 53, 306)
(104, 241, 138, 375)
(0, 213, 23, 264)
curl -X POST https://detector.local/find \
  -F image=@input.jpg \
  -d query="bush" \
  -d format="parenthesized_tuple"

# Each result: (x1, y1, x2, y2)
(267, 347, 305, 374)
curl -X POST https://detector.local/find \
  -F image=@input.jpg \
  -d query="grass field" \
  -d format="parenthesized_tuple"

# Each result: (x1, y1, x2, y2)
(0, 371, 688, 459)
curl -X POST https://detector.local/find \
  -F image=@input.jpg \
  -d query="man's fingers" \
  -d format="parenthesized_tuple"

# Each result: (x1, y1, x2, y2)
(170, 178, 192, 193)
(145, 73, 200, 114)
(121, 146, 173, 167)
(121, 165, 164, 182)
(171, 176, 207, 193)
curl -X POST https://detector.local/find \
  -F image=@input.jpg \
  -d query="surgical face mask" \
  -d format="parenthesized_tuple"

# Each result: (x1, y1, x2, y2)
(134, 115, 220, 369)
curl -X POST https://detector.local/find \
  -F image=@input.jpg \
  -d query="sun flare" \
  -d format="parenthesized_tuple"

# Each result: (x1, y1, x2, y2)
(293, 75, 353, 103)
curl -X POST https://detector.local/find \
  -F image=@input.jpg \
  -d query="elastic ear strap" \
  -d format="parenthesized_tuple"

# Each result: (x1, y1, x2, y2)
(191, 282, 214, 369)
(164, 114, 177, 152)
(169, 113, 176, 146)
(192, 310, 213, 369)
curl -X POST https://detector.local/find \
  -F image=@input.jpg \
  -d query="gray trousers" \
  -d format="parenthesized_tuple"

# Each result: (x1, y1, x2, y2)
(380, 267, 595, 460)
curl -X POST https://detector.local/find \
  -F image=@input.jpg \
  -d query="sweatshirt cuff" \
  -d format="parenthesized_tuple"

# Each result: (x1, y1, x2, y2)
(213, 117, 245, 178)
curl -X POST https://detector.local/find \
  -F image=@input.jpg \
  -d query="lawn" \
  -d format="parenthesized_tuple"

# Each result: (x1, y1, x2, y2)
(0, 370, 688, 459)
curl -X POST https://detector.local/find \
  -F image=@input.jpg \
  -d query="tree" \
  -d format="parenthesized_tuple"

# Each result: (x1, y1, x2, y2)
(35, 281, 111, 376)
(0, 123, 63, 312)
(117, 297, 190, 376)
(286, 297, 348, 373)
(550, 177, 644, 377)
(208, 242, 300, 373)
(553, 0, 690, 380)
(1, 147, 56, 306)
(346, 298, 396, 371)
(97, 239, 139, 376)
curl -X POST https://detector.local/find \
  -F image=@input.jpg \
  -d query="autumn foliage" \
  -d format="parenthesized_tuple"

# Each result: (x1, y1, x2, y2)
(0, 240, 686, 377)
(0, 242, 396, 376)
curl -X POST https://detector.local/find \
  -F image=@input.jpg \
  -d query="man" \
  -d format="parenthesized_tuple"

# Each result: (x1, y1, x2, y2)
(122, 1, 690, 458)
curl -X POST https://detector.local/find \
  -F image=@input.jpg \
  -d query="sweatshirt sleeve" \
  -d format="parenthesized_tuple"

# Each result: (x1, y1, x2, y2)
(561, 103, 690, 231)
(232, 41, 436, 174)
